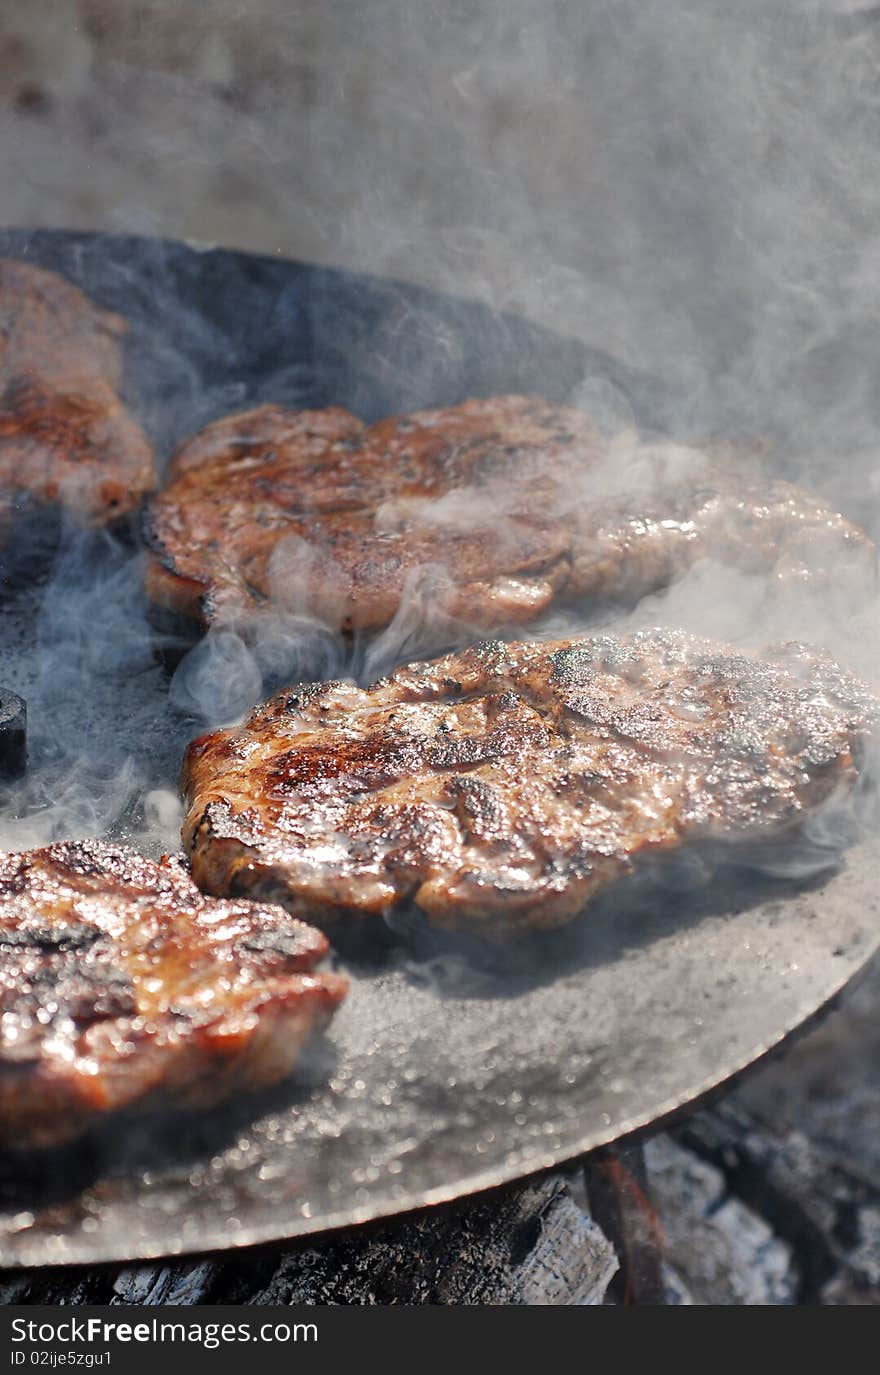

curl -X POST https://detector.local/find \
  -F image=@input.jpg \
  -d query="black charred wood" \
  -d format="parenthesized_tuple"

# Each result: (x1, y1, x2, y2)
(0, 688, 26, 780)
(0, 1175, 617, 1306)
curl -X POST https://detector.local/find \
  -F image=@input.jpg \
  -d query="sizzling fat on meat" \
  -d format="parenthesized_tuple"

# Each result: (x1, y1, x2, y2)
(182, 629, 880, 937)
(145, 395, 874, 634)
(0, 841, 346, 1150)
(0, 260, 155, 533)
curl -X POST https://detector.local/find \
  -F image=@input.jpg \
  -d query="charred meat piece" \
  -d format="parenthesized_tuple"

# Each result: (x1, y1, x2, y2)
(0, 260, 155, 536)
(182, 629, 880, 936)
(0, 840, 346, 1149)
(145, 396, 873, 635)
(145, 403, 368, 623)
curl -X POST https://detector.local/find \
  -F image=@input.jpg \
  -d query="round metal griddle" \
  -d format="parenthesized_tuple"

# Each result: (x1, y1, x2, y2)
(0, 229, 877, 1269)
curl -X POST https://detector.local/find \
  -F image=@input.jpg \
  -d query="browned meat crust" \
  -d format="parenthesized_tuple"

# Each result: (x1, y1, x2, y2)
(0, 840, 347, 1149)
(0, 260, 155, 534)
(181, 629, 880, 937)
(145, 396, 874, 634)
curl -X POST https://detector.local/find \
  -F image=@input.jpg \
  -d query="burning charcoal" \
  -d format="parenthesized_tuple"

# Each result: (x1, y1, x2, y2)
(0, 688, 26, 780)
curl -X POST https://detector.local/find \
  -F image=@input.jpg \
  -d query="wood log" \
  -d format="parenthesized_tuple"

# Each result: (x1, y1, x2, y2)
(0, 1174, 617, 1307)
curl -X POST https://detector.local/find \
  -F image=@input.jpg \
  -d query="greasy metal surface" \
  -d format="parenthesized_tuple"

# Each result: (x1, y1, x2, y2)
(2, 835, 877, 1269)
(0, 230, 877, 1268)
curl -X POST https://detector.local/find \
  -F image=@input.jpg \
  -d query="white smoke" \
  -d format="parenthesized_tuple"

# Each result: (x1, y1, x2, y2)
(0, 531, 183, 855)
(4, 0, 880, 856)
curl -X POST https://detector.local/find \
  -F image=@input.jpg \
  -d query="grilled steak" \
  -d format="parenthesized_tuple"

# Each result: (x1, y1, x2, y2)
(0, 260, 155, 539)
(145, 403, 368, 624)
(182, 629, 879, 936)
(145, 395, 873, 636)
(0, 840, 346, 1149)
